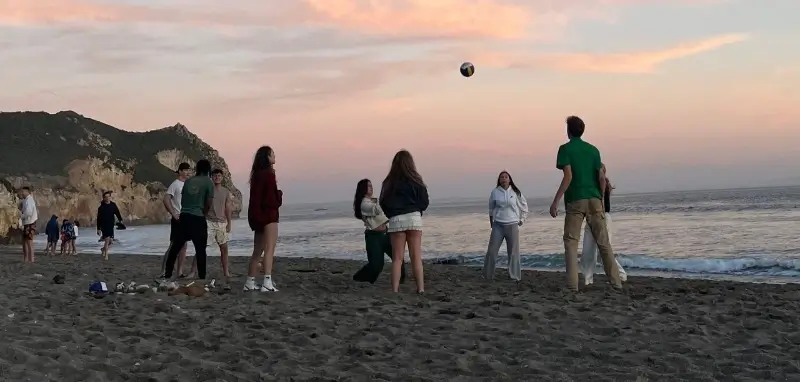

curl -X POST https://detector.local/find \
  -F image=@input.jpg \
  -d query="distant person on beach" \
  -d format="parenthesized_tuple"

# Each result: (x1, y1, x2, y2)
(18, 186, 38, 263)
(581, 164, 627, 285)
(244, 146, 282, 292)
(207, 168, 234, 282)
(380, 150, 429, 294)
(96, 190, 123, 260)
(161, 162, 191, 278)
(45, 215, 59, 256)
(549, 116, 622, 291)
(352, 179, 407, 284)
(163, 159, 214, 281)
(71, 219, 79, 255)
(484, 171, 529, 282)
(60, 218, 77, 256)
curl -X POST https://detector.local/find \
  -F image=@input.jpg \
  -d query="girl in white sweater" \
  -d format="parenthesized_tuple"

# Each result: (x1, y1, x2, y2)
(484, 171, 529, 281)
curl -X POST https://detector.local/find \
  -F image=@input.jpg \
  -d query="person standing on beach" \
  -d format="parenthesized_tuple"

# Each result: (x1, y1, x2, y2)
(352, 179, 407, 284)
(549, 116, 622, 291)
(581, 164, 627, 285)
(161, 162, 191, 278)
(380, 150, 429, 294)
(163, 159, 214, 281)
(45, 215, 59, 256)
(96, 190, 123, 260)
(18, 186, 38, 263)
(244, 146, 282, 292)
(60, 218, 77, 256)
(207, 168, 233, 281)
(484, 171, 529, 282)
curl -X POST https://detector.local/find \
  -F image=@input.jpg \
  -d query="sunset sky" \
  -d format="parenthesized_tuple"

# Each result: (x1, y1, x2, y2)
(1, 0, 797, 203)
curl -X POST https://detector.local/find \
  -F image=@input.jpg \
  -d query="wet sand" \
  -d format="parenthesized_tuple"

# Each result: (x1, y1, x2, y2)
(1, 248, 799, 381)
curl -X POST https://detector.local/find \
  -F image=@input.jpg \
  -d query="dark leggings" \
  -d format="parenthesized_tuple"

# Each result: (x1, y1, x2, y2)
(164, 213, 208, 279)
(353, 230, 405, 284)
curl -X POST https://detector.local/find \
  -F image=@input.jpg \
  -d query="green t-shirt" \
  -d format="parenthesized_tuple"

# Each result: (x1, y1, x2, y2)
(556, 137, 603, 204)
(180, 175, 215, 217)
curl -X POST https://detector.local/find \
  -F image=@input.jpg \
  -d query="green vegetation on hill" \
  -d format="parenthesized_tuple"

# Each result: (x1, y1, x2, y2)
(0, 110, 239, 195)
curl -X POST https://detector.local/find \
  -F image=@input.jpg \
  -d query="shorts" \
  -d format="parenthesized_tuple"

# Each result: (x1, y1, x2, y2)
(207, 220, 229, 245)
(100, 226, 114, 240)
(169, 218, 180, 242)
(22, 223, 36, 241)
(48, 233, 59, 243)
(387, 212, 423, 233)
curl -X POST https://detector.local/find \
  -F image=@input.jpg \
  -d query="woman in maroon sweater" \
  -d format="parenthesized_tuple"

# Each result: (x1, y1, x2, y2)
(244, 146, 283, 292)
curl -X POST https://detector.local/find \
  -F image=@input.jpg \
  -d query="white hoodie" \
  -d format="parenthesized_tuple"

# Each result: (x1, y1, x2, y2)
(489, 186, 528, 225)
(20, 194, 38, 226)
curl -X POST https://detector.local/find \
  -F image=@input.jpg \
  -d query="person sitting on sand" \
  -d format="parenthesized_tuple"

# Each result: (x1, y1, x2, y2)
(484, 171, 528, 282)
(45, 215, 59, 256)
(97, 190, 124, 261)
(581, 164, 627, 285)
(244, 146, 283, 292)
(549, 116, 622, 291)
(380, 150, 429, 294)
(163, 159, 215, 281)
(352, 178, 407, 284)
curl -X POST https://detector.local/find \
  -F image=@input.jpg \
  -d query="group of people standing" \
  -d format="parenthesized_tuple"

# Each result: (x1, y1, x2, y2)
(44, 214, 79, 256)
(350, 116, 627, 291)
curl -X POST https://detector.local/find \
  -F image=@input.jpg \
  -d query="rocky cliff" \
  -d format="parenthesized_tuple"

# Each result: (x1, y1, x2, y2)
(0, 111, 242, 243)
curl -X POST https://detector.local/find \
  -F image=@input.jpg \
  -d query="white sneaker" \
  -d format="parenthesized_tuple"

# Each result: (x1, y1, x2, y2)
(260, 278, 278, 292)
(243, 279, 259, 292)
(584, 276, 594, 286)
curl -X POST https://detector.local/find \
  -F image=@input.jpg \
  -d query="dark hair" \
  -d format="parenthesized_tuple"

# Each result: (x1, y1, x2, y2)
(496, 171, 522, 196)
(249, 146, 274, 185)
(103, 190, 112, 197)
(196, 159, 212, 175)
(566, 116, 585, 138)
(380, 150, 424, 200)
(21, 186, 31, 192)
(211, 168, 224, 176)
(353, 179, 371, 220)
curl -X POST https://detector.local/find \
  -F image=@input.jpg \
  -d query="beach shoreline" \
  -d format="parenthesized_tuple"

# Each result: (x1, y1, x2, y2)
(1, 249, 799, 381)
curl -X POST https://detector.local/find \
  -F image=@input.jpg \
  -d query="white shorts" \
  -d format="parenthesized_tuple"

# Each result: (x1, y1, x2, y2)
(387, 212, 423, 233)
(207, 220, 229, 245)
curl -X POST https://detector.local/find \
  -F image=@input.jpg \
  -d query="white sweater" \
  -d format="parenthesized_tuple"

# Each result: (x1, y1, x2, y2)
(20, 195, 38, 226)
(489, 186, 528, 225)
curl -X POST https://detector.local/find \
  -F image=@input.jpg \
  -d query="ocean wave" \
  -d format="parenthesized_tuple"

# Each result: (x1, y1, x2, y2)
(443, 253, 800, 277)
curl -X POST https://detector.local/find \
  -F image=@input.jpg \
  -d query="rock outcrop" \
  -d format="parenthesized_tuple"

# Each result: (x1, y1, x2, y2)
(0, 111, 242, 242)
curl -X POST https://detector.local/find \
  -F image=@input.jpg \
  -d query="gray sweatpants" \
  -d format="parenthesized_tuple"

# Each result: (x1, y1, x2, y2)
(483, 222, 521, 281)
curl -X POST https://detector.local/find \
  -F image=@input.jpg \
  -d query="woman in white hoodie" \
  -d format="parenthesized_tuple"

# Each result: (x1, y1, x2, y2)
(352, 179, 406, 284)
(484, 171, 529, 281)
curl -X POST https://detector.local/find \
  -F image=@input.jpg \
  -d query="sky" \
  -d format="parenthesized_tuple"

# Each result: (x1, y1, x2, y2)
(1, 0, 798, 203)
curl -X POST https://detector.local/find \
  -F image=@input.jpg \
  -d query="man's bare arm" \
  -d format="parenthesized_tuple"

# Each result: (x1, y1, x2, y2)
(163, 194, 176, 216)
(224, 194, 232, 224)
(598, 168, 607, 197)
(552, 166, 573, 205)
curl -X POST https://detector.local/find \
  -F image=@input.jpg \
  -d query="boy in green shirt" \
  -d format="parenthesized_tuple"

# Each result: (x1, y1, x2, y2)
(550, 116, 622, 291)
(163, 159, 215, 280)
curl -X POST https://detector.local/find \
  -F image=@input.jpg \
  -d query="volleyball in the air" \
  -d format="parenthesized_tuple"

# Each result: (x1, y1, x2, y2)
(460, 62, 475, 77)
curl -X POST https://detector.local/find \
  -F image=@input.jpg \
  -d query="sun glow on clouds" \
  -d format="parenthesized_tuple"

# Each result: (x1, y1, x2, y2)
(0, 0, 795, 201)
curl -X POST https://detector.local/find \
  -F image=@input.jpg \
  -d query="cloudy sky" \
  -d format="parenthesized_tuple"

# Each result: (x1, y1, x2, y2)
(1, 0, 797, 203)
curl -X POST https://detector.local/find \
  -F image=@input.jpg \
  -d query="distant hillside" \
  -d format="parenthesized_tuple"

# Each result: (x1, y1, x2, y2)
(0, 110, 242, 242)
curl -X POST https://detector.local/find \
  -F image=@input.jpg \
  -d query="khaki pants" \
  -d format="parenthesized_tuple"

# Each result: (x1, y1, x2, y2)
(563, 198, 621, 290)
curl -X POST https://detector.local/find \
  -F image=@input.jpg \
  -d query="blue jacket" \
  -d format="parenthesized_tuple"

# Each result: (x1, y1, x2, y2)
(45, 217, 59, 237)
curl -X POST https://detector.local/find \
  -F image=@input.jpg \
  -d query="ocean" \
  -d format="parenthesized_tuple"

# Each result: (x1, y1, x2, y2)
(34, 186, 800, 283)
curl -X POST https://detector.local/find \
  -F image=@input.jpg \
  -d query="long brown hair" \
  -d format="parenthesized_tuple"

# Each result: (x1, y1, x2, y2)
(249, 146, 274, 185)
(380, 150, 424, 199)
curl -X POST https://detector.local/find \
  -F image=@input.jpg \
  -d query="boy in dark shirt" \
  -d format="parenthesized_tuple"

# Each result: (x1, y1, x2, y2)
(97, 190, 123, 260)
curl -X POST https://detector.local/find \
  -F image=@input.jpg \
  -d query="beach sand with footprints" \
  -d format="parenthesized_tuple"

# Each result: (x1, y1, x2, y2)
(1, 248, 799, 381)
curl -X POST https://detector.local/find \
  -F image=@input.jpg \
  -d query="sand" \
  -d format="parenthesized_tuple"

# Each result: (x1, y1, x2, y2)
(1, 248, 800, 381)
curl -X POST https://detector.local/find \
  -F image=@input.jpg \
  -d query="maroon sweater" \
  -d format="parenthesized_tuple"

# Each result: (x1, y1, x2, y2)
(247, 169, 282, 229)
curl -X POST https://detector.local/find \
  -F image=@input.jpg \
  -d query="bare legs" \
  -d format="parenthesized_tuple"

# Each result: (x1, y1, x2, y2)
(219, 243, 230, 279)
(389, 230, 424, 293)
(22, 240, 34, 263)
(245, 223, 278, 291)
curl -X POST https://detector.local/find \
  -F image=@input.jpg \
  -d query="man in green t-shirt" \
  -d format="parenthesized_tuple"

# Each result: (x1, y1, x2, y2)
(550, 116, 622, 291)
(163, 159, 215, 281)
